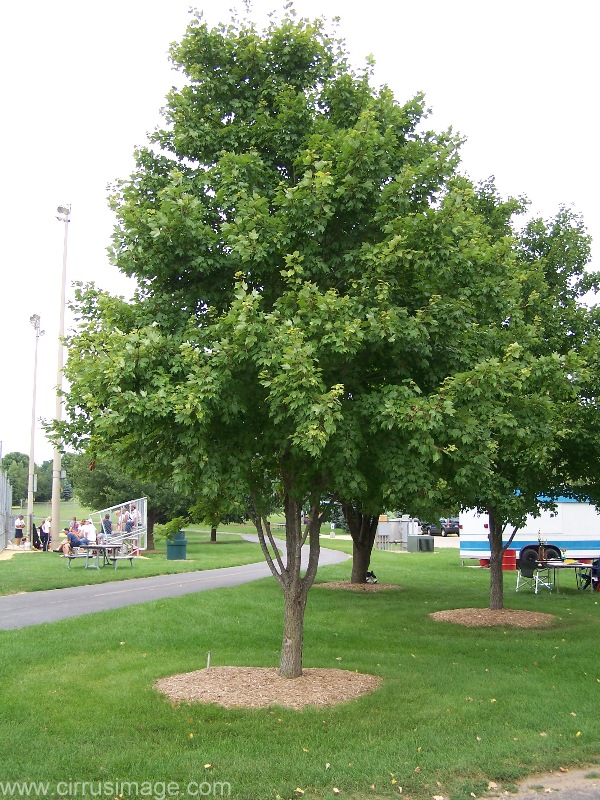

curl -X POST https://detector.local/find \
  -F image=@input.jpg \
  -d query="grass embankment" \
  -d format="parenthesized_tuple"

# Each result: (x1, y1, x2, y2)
(0, 545, 599, 800)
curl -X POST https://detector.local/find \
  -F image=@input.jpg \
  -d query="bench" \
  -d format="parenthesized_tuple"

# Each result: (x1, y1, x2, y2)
(105, 554, 137, 569)
(59, 547, 137, 569)
(60, 551, 89, 568)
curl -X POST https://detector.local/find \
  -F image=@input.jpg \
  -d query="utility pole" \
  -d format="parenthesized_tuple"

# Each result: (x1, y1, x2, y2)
(27, 314, 44, 540)
(51, 204, 71, 539)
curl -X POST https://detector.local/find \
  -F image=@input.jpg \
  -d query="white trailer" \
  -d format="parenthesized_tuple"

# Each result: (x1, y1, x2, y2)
(459, 498, 600, 563)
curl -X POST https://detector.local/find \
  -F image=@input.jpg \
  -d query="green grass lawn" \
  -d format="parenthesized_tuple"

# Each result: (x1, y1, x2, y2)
(0, 544, 599, 800)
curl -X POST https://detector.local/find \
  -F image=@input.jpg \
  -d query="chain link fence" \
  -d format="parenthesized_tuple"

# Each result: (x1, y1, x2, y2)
(0, 468, 14, 553)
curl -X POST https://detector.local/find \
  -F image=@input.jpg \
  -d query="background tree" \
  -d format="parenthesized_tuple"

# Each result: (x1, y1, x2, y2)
(61, 477, 74, 501)
(60, 452, 77, 497)
(1, 452, 28, 506)
(34, 460, 52, 503)
(189, 495, 246, 543)
(0, 454, 55, 505)
(330, 179, 530, 582)
(437, 203, 596, 610)
(189, 487, 278, 543)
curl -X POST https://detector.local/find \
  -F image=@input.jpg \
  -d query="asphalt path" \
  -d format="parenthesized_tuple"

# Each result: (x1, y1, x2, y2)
(0, 536, 350, 630)
(0, 534, 458, 630)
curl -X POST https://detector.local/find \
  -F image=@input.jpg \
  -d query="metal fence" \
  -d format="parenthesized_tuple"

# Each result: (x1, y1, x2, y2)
(0, 468, 14, 553)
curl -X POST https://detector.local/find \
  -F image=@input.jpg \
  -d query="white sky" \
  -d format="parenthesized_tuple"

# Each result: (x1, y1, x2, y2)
(1, 0, 598, 464)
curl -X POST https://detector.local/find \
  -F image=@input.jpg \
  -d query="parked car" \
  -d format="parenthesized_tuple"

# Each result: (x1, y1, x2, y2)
(424, 517, 460, 536)
(424, 520, 442, 535)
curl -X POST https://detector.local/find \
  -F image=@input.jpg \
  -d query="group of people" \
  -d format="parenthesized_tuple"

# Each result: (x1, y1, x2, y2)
(13, 514, 53, 551)
(53, 505, 141, 555)
(54, 516, 106, 554)
(13, 505, 142, 554)
(117, 504, 140, 533)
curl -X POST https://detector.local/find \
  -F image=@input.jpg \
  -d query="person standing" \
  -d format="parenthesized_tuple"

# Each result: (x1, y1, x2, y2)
(99, 514, 112, 542)
(14, 515, 25, 546)
(40, 517, 52, 551)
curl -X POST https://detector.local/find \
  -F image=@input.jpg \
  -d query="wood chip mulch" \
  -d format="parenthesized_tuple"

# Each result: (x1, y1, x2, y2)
(315, 581, 401, 592)
(429, 607, 555, 627)
(155, 666, 382, 709)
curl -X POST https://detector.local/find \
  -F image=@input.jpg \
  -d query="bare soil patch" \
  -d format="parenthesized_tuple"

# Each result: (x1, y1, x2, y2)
(482, 765, 600, 799)
(430, 607, 555, 627)
(315, 580, 400, 592)
(0, 548, 41, 561)
(155, 666, 382, 709)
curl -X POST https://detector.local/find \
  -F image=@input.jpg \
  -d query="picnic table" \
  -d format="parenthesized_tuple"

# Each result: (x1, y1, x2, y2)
(62, 542, 137, 570)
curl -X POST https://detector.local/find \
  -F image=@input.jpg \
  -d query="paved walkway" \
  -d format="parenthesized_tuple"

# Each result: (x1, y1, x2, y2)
(0, 537, 350, 630)
(483, 768, 600, 800)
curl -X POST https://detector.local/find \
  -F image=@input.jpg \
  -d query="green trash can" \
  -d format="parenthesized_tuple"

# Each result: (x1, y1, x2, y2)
(166, 530, 188, 560)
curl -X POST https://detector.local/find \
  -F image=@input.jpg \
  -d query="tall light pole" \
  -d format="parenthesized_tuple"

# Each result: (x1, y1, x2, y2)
(27, 314, 44, 540)
(51, 204, 71, 539)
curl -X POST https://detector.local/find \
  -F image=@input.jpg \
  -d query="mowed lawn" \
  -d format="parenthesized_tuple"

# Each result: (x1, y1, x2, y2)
(0, 542, 599, 800)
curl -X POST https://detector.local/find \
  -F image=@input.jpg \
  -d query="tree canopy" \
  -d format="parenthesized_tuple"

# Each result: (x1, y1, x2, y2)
(56, 7, 597, 670)
(433, 204, 597, 608)
(2, 452, 29, 506)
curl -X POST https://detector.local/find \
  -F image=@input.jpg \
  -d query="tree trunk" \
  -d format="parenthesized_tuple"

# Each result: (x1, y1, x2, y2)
(277, 491, 319, 678)
(351, 538, 372, 583)
(280, 580, 308, 678)
(146, 511, 157, 551)
(488, 506, 505, 610)
(342, 502, 379, 583)
(249, 480, 321, 679)
(210, 526, 217, 543)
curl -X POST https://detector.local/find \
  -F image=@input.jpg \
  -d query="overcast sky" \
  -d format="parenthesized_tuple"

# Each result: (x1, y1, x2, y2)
(1, 0, 598, 464)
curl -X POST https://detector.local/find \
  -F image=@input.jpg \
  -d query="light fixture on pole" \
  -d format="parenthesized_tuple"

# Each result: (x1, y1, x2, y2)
(27, 314, 44, 541)
(51, 204, 71, 538)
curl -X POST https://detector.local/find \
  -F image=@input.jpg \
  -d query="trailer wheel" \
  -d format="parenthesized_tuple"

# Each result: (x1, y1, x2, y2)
(544, 546, 561, 561)
(519, 547, 539, 567)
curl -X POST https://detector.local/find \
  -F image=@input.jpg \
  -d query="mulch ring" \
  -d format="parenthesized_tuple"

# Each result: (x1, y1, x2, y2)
(430, 607, 555, 627)
(315, 581, 401, 592)
(155, 666, 382, 709)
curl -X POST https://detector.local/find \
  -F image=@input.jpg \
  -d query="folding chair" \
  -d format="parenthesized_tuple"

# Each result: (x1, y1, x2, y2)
(516, 563, 536, 592)
(516, 562, 552, 593)
(534, 563, 553, 593)
(577, 565, 592, 590)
